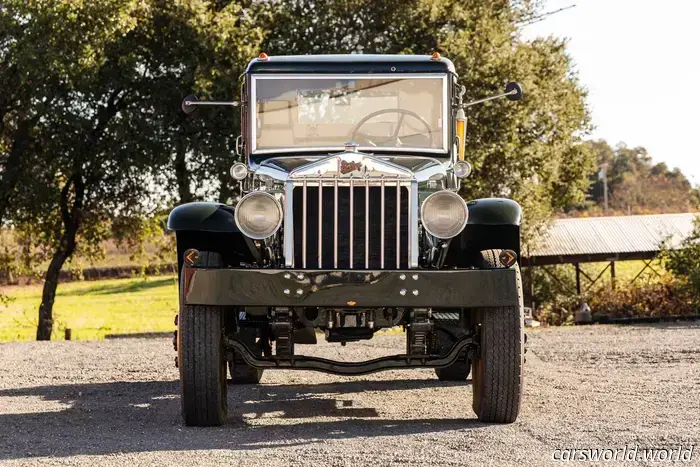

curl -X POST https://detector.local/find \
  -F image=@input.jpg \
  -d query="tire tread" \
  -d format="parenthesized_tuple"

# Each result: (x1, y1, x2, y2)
(179, 251, 227, 426)
(472, 249, 523, 423)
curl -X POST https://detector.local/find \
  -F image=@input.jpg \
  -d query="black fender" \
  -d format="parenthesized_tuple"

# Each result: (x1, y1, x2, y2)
(445, 198, 521, 267)
(167, 202, 239, 233)
(466, 198, 522, 226)
(168, 202, 256, 270)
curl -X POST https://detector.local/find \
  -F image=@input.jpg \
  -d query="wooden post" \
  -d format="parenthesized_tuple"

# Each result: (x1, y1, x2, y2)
(64, 328, 72, 341)
(575, 263, 581, 296)
(610, 261, 616, 289)
(527, 264, 534, 309)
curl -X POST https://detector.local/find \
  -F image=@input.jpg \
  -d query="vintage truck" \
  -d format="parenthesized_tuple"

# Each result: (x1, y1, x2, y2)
(170, 53, 524, 426)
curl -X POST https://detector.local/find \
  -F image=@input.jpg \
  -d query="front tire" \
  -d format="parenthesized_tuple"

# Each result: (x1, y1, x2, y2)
(472, 249, 524, 423)
(179, 251, 228, 426)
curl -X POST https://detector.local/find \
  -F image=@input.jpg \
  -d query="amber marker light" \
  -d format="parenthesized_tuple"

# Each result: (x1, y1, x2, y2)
(258, 52, 269, 60)
(456, 108, 467, 161)
(499, 249, 518, 268)
(431, 52, 441, 60)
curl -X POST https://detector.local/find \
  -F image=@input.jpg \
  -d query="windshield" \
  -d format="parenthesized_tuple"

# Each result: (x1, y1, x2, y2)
(251, 75, 447, 153)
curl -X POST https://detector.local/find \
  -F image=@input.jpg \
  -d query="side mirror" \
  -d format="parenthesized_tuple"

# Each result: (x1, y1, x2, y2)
(462, 82, 525, 108)
(181, 94, 199, 115)
(505, 82, 523, 101)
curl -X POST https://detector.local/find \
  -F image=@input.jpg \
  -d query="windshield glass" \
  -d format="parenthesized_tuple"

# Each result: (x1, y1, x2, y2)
(252, 75, 446, 153)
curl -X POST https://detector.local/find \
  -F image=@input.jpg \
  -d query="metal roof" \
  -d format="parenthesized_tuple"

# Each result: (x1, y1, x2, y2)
(526, 213, 698, 262)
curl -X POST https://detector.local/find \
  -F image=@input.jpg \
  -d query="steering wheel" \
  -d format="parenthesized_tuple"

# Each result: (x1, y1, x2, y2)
(350, 109, 434, 148)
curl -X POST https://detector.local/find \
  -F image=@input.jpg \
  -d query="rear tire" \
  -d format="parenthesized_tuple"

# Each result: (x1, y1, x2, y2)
(471, 249, 524, 423)
(435, 362, 471, 381)
(229, 333, 264, 384)
(229, 361, 264, 384)
(434, 329, 471, 381)
(179, 251, 228, 426)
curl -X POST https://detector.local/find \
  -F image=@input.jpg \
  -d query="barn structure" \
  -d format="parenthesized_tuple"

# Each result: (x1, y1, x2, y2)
(521, 213, 698, 304)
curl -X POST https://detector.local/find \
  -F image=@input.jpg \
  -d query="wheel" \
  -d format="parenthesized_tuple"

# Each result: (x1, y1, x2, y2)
(229, 333, 264, 384)
(433, 329, 471, 381)
(471, 249, 524, 423)
(178, 251, 228, 426)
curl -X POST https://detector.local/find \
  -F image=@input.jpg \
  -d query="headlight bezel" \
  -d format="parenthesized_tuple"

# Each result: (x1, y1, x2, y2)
(234, 191, 283, 240)
(453, 160, 472, 179)
(230, 162, 249, 181)
(420, 190, 469, 239)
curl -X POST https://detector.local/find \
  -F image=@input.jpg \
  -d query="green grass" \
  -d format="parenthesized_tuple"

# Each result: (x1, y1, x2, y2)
(0, 275, 178, 341)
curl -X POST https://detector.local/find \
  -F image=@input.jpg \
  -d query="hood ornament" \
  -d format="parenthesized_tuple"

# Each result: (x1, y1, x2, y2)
(344, 141, 359, 152)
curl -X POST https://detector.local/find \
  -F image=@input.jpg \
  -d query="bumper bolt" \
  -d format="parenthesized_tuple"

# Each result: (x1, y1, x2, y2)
(284, 273, 291, 279)
(412, 289, 419, 296)
(399, 274, 406, 280)
(399, 289, 407, 296)
(412, 274, 419, 280)
(283, 288, 290, 295)
(296, 288, 303, 295)
(296, 273, 304, 280)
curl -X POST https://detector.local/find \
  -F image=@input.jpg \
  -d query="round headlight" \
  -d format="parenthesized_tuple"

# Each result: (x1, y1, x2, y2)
(230, 162, 248, 181)
(235, 192, 283, 239)
(420, 191, 468, 239)
(454, 160, 472, 179)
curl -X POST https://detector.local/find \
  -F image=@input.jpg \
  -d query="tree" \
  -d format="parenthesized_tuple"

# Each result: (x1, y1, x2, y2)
(662, 216, 700, 297)
(121, 0, 264, 204)
(2, 0, 263, 339)
(582, 140, 697, 215)
(2, 0, 594, 339)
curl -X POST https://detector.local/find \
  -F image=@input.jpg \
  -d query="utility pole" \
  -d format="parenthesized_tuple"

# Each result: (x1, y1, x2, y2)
(599, 163, 609, 213)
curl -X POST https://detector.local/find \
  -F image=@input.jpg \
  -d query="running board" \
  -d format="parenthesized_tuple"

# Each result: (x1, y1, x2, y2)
(225, 336, 476, 376)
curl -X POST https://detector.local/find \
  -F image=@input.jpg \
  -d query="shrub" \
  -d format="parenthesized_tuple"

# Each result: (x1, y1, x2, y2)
(662, 216, 700, 296)
(588, 278, 698, 320)
(532, 294, 579, 326)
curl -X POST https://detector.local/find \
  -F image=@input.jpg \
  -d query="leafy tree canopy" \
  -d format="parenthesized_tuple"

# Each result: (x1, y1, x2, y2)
(1, 0, 593, 338)
(575, 139, 698, 216)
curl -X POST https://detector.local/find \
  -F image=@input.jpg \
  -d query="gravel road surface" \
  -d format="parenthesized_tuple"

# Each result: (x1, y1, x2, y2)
(1, 323, 699, 466)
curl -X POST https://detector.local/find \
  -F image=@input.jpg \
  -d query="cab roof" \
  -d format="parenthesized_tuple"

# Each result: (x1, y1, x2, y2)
(245, 54, 456, 75)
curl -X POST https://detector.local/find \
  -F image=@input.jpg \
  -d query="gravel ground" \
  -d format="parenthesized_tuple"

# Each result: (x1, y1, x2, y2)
(0, 323, 699, 466)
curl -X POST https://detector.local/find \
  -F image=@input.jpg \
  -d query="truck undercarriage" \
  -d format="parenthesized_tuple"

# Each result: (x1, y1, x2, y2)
(179, 261, 520, 376)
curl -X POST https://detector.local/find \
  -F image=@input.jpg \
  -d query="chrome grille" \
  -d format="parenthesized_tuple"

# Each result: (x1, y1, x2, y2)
(287, 179, 410, 269)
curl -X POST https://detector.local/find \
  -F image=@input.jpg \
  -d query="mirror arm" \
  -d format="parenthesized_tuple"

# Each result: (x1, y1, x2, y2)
(184, 100, 239, 108)
(462, 89, 518, 108)
(181, 94, 239, 115)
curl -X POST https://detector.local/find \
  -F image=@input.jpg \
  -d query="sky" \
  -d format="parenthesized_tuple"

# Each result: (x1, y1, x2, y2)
(522, 0, 700, 184)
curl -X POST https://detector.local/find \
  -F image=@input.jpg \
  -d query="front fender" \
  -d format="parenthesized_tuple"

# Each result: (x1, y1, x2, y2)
(467, 198, 522, 226)
(167, 202, 240, 233)
(444, 198, 521, 267)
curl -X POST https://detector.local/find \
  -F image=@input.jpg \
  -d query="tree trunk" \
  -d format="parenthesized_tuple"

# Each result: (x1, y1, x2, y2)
(218, 169, 232, 204)
(36, 227, 78, 340)
(0, 119, 32, 225)
(174, 138, 193, 204)
(36, 174, 84, 341)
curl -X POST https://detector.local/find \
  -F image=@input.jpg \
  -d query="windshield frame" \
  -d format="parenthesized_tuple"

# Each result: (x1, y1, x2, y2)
(249, 73, 450, 156)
